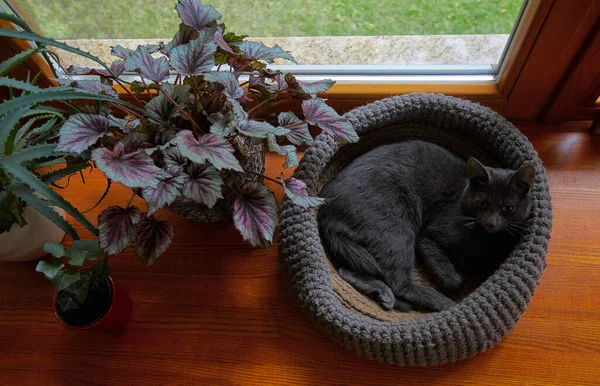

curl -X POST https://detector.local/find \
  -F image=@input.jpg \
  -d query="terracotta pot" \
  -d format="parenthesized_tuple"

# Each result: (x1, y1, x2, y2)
(54, 276, 133, 336)
(0, 206, 65, 262)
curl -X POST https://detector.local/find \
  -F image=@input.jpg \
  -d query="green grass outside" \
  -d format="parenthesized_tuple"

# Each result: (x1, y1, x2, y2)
(15, 0, 523, 39)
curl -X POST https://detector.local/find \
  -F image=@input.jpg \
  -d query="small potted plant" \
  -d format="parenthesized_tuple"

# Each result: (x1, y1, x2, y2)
(39, 242, 133, 334)
(1, 12, 136, 331)
(0, 14, 122, 261)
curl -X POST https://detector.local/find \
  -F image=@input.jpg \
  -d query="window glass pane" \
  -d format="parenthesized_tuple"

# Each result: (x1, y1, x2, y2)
(11, 0, 527, 71)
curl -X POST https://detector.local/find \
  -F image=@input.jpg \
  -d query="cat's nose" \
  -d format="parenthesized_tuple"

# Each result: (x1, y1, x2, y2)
(484, 216, 502, 232)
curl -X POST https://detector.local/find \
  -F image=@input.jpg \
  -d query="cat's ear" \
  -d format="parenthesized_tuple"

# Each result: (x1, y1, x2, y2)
(467, 157, 489, 185)
(509, 165, 535, 196)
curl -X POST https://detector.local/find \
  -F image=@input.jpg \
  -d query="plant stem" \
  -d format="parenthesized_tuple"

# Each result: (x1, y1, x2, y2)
(241, 168, 282, 186)
(139, 77, 153, 99)
(113, 77, 144, 106)
(109, 102, 143, 120)
(284, 120, 307, 129)
(126, 190, 136, 207)
(159, 88, 204, 134)
(174, 74, 181, 86)
(247, 94, 278, 117)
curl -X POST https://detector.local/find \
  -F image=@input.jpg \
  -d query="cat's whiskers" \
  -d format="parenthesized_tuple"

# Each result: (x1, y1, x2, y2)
(464, 221, 476, 229)
(503, 226, 518, 239)
(507, 224, 527, 238)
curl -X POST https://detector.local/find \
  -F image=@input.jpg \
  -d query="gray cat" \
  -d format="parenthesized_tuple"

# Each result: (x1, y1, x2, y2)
(317, 140, 534, 312)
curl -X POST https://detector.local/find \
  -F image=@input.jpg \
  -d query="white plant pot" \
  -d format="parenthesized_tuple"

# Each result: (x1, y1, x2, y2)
(0, 206, 66, 262)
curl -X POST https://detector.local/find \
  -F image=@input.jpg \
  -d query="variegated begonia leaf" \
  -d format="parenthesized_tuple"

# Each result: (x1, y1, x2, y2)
(56, 113, 109, 153)
(298, 79, 335, 95)
(280, 175, 324, 208)
(233, 183, 278, 247)
(98, 205, 142, 255)
(163, 146, 188, 169)
(55, 79, 118, 97)
(176, 0, 222, 32)
(135, 214, 174, 265)
(208, 111, 236, 136)
(235, 41, 296, 64)
(170, 32, 217, 76)
(142, 174, 184, 215)
(278, 112, 312, 145)
(182, 163, 223, 208)
(238, 119, 289, 138)
(111, 45, 135, 60)
(91, 148, 169, 188)
(203, 72, 244, 99)
(124, 46, 169, 84)
(145, 85, 190, 126)
(174, 131, 242, 171)
(267, 134, 298, 168)
(301, 98, 358, 144)
(230, 98, 248, 124)
(110, 60, 126, 76)
(214, 29, 234, 53)
(114, 132, 147, 155)
(160, 23, 198, 55)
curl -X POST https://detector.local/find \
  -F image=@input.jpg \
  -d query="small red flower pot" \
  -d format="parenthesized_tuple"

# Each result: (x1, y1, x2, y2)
(53, 275, 133, 336)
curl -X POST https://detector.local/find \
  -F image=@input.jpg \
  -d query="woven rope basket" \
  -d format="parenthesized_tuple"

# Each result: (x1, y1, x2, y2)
(278, 93, 552, 365)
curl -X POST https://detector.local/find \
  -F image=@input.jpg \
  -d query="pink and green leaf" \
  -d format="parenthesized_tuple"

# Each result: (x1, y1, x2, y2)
(267, 134, 298, 168)
(235, 41, 296, 64)
(298, 79, 335, 95)
(238, 119, 289, 138)
(214, 29, 234, 53)
(174, 131, 242, 171)
(281, 176, 324, 208)
(142, 174, 184, 215)
(176, 0, 222, 32)
(301, 98, 358, 144)
(182, 164, 223, 208)
(208, 111, 236, 136)
(57, 113, 108, 153)
(98, 205, 142, 255)
(111, 45, 135, 60)
(56, 79, 118, 97)
(203, 72, 243, 99)
(92, 148, 169, 188)
(170, 32, 216, 76)
(160, 23, 198, 55)
(135, 215, 174, 265)
(124, 46, 169, 84)
(278, 112, 312, 145)
(233, 183, 278, 247)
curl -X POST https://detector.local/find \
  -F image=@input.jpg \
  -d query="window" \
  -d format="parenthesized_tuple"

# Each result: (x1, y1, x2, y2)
(11, 0, 526, 74)
(2, 0, 599, 125)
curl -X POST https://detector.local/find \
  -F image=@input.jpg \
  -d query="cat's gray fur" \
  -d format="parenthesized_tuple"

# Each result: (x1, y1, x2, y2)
(317, 140, 535, 312)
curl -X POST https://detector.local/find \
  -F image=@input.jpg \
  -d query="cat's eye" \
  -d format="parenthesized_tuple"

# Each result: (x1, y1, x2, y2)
(479, 201, 488, 209)
(501, 205, 514, 214)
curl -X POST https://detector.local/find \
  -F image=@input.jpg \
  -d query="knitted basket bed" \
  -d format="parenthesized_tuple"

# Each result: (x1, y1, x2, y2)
(278, 93, 552, 365)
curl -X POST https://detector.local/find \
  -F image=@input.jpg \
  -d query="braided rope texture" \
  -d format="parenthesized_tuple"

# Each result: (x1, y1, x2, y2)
(278, 93, 552, 365)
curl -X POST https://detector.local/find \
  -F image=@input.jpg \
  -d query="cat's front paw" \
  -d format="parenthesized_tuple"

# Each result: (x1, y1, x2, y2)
(438, 271, 464, 292)
(377, 287, 396, 310)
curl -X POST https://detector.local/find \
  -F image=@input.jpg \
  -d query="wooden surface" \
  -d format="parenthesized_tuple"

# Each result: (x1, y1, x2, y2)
(1, 121, 600, 385)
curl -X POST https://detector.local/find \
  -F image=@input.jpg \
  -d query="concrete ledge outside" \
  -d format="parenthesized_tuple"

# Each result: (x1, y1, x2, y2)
(57, 34, 509, 69)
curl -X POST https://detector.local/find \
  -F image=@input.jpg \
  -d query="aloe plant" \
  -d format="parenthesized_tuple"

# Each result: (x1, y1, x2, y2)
(0, 13, 135, 296)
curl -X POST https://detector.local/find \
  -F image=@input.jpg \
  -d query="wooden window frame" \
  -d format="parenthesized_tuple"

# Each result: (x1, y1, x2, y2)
(3, 0, 599, 127)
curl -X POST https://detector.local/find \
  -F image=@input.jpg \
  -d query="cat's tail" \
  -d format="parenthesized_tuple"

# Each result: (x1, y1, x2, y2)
(320, 229, 384, 279)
